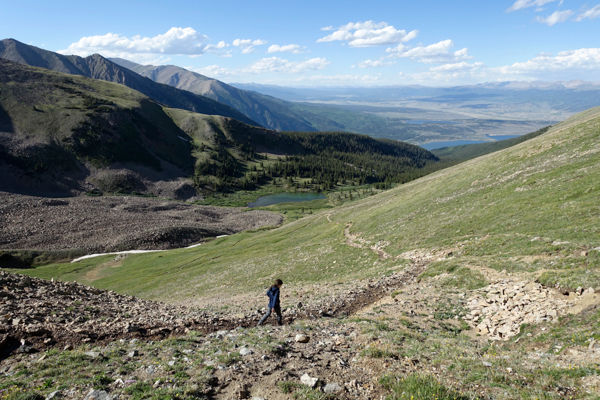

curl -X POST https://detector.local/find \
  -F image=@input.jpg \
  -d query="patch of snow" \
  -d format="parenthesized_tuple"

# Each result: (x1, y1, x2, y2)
(71, 250, 165, 263)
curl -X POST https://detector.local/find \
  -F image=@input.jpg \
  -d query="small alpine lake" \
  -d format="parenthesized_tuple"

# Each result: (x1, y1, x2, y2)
(247, 192, 326, 208)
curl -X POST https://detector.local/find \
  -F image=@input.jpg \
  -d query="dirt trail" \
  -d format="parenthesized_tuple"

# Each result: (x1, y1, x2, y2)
(344, 222, 392, 259)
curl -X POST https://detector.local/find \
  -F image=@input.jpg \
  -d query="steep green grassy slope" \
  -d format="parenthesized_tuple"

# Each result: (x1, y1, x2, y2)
(20, 107, 600, 301)
(0, 39, 256, 125)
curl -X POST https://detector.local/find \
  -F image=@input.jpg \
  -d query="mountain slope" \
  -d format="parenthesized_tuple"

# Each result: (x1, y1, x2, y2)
(0, 58, 438, 197)
(0, 39, 256, 125)
(22, 107, 600, 301)
(8, 109, 600, 400)
(166, 108, 438, 192)
(0, 58, 196, 195)
(110, 59, 328, 131)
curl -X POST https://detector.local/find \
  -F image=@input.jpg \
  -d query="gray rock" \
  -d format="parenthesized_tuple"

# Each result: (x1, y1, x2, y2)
(239, 347, 253, 356)
(323, 383, 342, 394)
(300, 373, 319, 388)
(128, 350, 138, 357)
(45, 391, 62, 400)
(215, 330, 228, 339)
(84, 389, 113, 400)
(84, 351, 103, 359)
(295, 333, 309, 343)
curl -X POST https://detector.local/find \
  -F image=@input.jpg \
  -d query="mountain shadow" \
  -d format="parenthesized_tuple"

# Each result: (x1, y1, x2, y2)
(0, 104, 13, 133)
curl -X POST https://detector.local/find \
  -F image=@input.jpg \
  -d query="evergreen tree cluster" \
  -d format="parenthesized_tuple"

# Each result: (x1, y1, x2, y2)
(192, 129, 439, 193)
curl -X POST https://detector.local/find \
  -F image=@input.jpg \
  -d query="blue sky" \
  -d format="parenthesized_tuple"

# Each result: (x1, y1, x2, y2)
(1, 0, 599, 86)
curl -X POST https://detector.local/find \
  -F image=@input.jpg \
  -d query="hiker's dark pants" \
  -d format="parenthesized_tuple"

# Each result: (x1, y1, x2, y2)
(258, 305, 282, 325)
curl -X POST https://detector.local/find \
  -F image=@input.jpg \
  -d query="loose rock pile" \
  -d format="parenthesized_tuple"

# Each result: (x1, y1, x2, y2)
(0, 261, 427, 358)
(0, 271, 250, 356)
(464, 279, 573, 340)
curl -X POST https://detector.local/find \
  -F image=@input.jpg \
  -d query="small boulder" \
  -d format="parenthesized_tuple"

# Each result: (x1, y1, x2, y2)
(295, 334, 309, 343)
(300, 373, 319, 388)
(239, 347, 253, 356)
(585, 287, 595, 296)
(323, 383, 342, 394)
(45, 391, 62, 400)
(84, 351, 103, 360)
(84, 389, 112, 400)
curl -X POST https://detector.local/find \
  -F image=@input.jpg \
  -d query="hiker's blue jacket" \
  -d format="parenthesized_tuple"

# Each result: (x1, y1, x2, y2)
(267, 286, 280, 309)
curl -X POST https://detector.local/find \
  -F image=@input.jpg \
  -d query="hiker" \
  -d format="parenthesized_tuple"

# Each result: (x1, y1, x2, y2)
(258, 279, 283, 326)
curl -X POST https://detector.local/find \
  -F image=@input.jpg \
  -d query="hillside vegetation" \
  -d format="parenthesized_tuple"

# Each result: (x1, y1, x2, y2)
(10, 105, 600, 400)
(0, 59, 195, 195)
(6, 108, 600, 399)
(21, 106, 600, 302)
(167, 108, 438, 193)
(0, 59, 438, 197)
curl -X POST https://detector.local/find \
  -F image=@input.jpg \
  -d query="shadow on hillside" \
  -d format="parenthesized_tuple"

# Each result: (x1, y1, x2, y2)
(0, 104, 14, 133)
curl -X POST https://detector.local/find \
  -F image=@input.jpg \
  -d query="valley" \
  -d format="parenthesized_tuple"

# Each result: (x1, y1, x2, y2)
(0, 12, 600, 399)
(2, 103, 599, 399)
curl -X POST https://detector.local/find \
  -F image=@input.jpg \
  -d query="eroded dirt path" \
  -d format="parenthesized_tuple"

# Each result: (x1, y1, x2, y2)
(344, 222, 392, 260)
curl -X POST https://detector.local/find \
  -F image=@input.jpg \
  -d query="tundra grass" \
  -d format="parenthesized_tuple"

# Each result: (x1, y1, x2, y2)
(11, 107, 600, 302)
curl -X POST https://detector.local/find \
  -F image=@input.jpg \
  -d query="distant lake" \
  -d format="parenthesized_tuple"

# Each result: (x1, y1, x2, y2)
(487, 134, 520, 141)
(422, 140, 487, 150)
(423, 134, 523, 150)
(247, 192, 326, 207)
(403, 120, 459, 125)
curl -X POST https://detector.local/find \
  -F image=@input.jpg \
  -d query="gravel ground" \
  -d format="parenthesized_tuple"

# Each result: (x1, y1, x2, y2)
(0, 192, 282, 253)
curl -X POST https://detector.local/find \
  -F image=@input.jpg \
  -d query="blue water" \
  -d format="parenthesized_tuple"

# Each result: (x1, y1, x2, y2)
(247, 192, 326, 208)
(487, 134, 520, 141)
(422, 140, 487, 150)
(423, 134, 524, 150)
(403, 120, 459, 125)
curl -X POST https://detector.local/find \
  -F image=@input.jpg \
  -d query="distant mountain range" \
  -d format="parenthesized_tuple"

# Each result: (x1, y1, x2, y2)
(110, 58, 320, 132)
(0, 39, 255, 125)
(232, 82, 600, 106)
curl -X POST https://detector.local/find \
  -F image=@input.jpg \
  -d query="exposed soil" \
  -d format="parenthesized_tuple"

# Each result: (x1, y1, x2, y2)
(0, 192, 283, 257)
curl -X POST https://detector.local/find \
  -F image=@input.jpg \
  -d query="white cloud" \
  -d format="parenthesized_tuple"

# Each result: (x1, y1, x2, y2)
(429, 61, 484, 72)
(496, 47, 600, 75)
(191, 64, 232, 78)
(317, 20, 418, 47)
(354, 58, 393, 68)
(507, 0, 561, 12)
(536, 10, 573, 25)
(232, 38, 267, 54)
(409, 47, 600, 84)
(246, 57, 330, 74)
(387, 39, 471, 64)
(61, 27, 212, 57)
(267, 44, 304, 54)
(577, 4, 600, 21)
